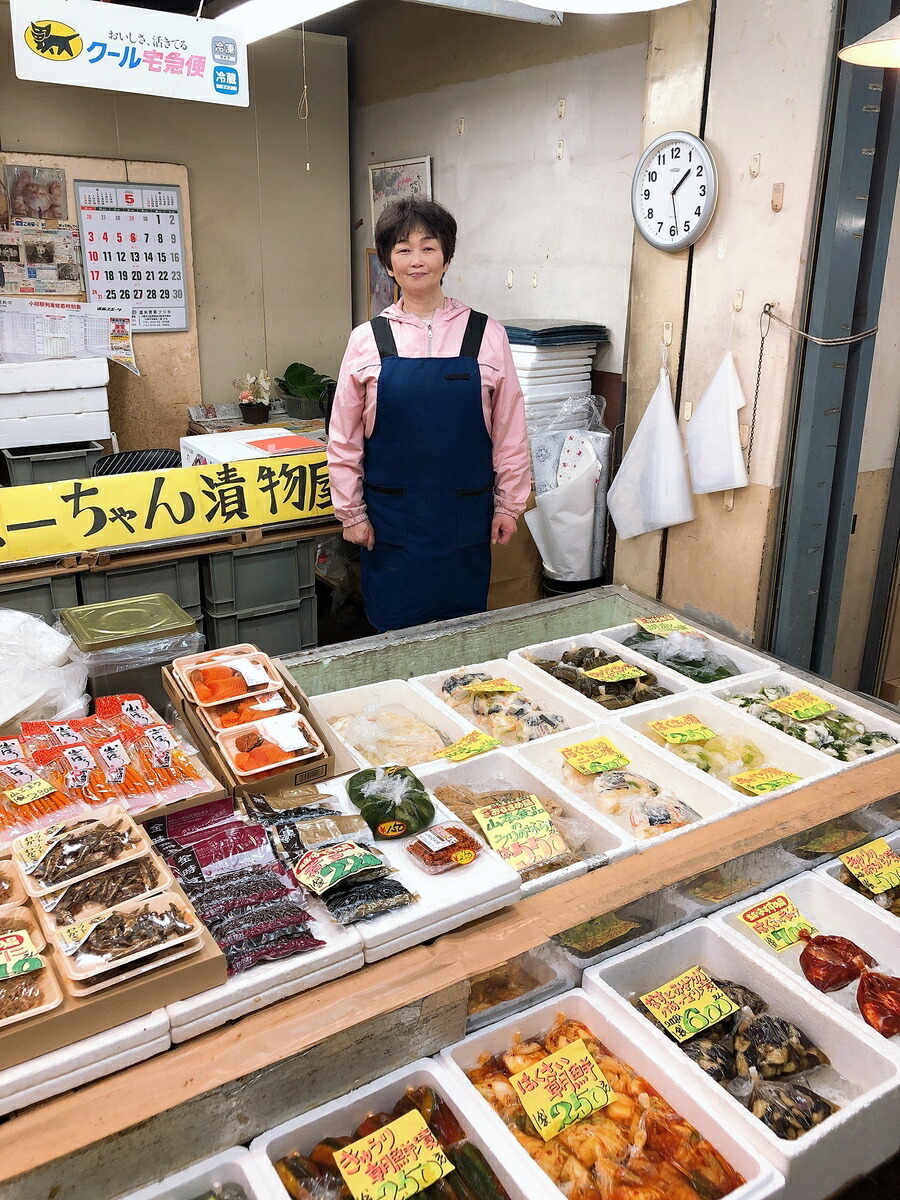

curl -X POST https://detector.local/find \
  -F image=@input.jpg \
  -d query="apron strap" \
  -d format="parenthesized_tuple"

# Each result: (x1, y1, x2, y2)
(459, 310, 489, 359)
(370, 316, 399, 360)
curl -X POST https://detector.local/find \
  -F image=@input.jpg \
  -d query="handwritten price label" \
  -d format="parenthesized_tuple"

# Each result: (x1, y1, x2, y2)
(732, 766, 801, 794)
(560, 737, 631, 775)
(639, 966, 738, 1043)
(583, 660, 647, 683)
(840, 838, 900, 895)
(634, 614, 693, 636)
(5, 778, 55, 807)
(767, 690, 835, 721)
(509, 1037, 614, 1141)
(334, 1109, 453, 1200)
(473, 794, 566, 873)
(739, 893, 818, 952)
(438, 731, 501, 762)
(463, 678, 523, 695)
(0, 930, 44, 981)
(294, 840, 383, 895)
(648, 714, 715, 744)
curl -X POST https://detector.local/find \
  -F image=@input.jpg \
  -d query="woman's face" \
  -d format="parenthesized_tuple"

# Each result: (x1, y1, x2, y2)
(387, 227, 446, 295)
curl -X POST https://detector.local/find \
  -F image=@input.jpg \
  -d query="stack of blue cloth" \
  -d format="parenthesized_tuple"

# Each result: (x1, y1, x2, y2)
(502, 319, 610, 347)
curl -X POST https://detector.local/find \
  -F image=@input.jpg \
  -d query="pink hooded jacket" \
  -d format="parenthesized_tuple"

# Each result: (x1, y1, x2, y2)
(327, 297, 531, 528)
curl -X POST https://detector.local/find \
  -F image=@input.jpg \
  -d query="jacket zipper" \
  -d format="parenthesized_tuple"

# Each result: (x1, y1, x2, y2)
(427, 322, 433, 357)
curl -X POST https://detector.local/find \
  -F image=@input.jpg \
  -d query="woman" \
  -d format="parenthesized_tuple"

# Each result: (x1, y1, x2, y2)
(327, 198, 531, 632)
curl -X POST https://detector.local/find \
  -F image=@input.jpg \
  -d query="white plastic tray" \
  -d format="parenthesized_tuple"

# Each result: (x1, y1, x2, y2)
(712, 873, 900, 1044)
(249, 1058, 539, 1200)
(416, 747, 632, 896)
(597, 622, 774, 684)
(440, 987, 783, 1200)
(583, 921, 900, 1200)
(309, 680, 473, 769)
(816, 829, 900, 924)
(119, 1148, 278, 1200)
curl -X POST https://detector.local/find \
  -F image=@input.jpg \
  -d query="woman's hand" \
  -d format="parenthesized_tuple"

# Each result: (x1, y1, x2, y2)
(343, 519, 375, 550)
(491, 514, 517, 546)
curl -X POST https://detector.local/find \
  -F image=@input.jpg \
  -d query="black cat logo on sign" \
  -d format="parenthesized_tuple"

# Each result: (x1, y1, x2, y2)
(25, 20, 83, 60)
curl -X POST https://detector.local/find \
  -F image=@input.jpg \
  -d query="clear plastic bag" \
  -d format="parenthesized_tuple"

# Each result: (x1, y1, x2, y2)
(65, 627, 203, 675)
(0, 610, 88, 733)
(331, 704, 448, 766)
(623, 629, 741, 683)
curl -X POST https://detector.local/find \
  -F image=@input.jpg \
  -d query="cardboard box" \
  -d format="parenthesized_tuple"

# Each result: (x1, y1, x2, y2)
(879, 677, 900, 707)
(179, 428, 323, 467)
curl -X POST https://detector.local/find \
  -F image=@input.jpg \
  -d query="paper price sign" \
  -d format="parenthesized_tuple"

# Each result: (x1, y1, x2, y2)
(438, 731, 501, 762)
(583, 660, 647, 683)
(840, 838, 900, 895)
(639, 966, 738, 1043)
(648, 714, 715, 744)
(5, 778, 55, 807)
(560, 737, 631, 775)
(0, 930, 43, 981)
(732, 767, 801, 795)
(473, 795, 566, 873)
(739, 893, 818, 952)
(634, 614, 693, 635)
(295, 841, 383, 895)
(334, 1108, 453, 1200)
(768, 690, 835, 721)
(509, 1038, 614, 1141)
(463, 678, 522, 695)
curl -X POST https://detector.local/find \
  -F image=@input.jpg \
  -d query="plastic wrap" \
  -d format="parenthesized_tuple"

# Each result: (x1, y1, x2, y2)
(346, 766, 435, 839)
(623, 629, 741, 683)
(525, 645, 672, 709)
(58, 624, 203, 676)
(856, 971, 900, 1037)
(0, 610, 88, 734)
(438, 673, 568, 744)
(331, 704, 449, 767)
(798, 930, 875, 992)
(405, 823, 482, 874)
(743, 1074, 838, 1140)
(560, 763, 700, 840)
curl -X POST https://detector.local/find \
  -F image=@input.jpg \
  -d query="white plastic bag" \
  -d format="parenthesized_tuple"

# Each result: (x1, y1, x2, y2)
(525, 439, 599, 579)
(0, 609, 88, 733)
(607, 368, 694, 539)
(686, 351, 749, 494)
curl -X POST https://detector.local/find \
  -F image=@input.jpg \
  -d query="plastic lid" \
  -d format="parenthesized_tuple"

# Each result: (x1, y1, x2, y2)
(60, 593, 197, 650)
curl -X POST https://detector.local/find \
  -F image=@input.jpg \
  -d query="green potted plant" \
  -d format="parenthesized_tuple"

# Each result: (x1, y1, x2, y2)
(276, 362, 336, 419)
(234, 369, 271, 424)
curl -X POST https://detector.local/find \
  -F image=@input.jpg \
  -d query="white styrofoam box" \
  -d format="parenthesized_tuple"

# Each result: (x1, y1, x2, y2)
(250, 1058, 539, 1200)
(409, 658, 599, 744)
(583, 921, 900, 1200)
(675, 842, 804, 920)
(513, 723, 743, 848)
(709, 669, 900, 768)
(597, 622, 774, 685)
(615, 692, 834, 801)
(308, 679, 474, 770)
(816, 830, 900, 923)
(0, 386, 108, 420)
(553, 886, 698, 970)
(416, 748, 632, 896)
(441, 988, 783, 1200)
(314, 778, 522, 959)
(119, 1148, 277, 1200)
(0, 1010, 169, 1117)
(466, 945, 579, 1032)
(179, 428, 319, 467)
(521, 380, 592, 399)
(0, 356, 109, 394)
(510, 342, 597, 357)
(713, 873, 900, 1044)
(166, 906, 364, 1041)
(0, 409, 111, 449)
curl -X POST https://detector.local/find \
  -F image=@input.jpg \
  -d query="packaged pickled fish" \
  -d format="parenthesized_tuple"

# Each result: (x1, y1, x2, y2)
(406, 823, 482, 873)
(623, 628, 741, 683)
(467, 1014, 744, 1199)
(526, 644, 672, 709)
(39, 856, 167, 927)
(54, 893, 197, 979)
(560, 763, 700, 840)
(202, 689, 296, 732)
(439, 670, 567, 743)
(347, 766, 435, 839)
(218, 714, 325, 779)
(331, 703, 449, 767)
(13, 807, 146, 895)
(174, 646, 282, 707)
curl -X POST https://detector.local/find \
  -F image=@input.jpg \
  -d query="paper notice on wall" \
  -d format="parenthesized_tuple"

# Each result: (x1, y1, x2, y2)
(0, 222, 84, 296)
(0, 297, 138, 373)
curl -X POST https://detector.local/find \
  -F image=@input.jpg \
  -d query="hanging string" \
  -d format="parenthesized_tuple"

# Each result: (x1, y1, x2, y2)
(195, 0, 205, 17)
(298, 24, 311, 171)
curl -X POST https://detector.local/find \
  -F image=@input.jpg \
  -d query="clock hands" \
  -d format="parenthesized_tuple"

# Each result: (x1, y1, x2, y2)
(672, 169, 691, 197)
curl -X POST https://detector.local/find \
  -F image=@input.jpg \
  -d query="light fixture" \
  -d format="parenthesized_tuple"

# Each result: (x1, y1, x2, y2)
(519, 0, 688, 12)
(839, 15, 900, 66)
(222, 0, 352, 44)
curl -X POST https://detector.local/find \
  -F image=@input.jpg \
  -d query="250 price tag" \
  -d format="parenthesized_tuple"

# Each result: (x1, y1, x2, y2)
(334, 1109, 454, 1200)
(840, 838, 900, 896)
(509, 1037, 614, 1140)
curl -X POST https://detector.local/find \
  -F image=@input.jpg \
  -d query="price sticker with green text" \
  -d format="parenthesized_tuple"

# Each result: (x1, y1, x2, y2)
(463, 678, 522, 695)
(840, 838, 900, 896)
(648, 714, 715, 744)
(0, 930, 44, 982)
(560, 737, 631, 775)
(294, 841, 384, 896)
(509, 1037, 614, 1141)
(334, 1109, 454, 1200)
(634, 614, 694, 636)
(473, 794, 566, 873)
(732, 767, 802, 795)
(583, 661, 647, 683)
(739, 893, 818, 952)
(767, 690, 835, 721)
(438, 731, 502, 762)
(640, 966, 738, 1043)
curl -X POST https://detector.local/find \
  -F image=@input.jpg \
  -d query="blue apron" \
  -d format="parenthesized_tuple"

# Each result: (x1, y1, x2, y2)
(360, 310, 494, 631)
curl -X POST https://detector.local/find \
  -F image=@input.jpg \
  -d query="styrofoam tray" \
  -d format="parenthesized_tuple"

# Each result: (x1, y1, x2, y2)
(0, 356, 109, 393)
(466, 945, 578, 1032)
(778, 806, 892, 866)
(250, 1058, 539, 1200)
(521, 380, 592, 399)
(709, 669, 900, 767)
(440, 988, 783, 1200)
(712, 873, 900, 1044)
(416, 747, 632, 895)
(552, 885, 697, 968)
(597, 622, 774, 684)
(0, 410, 111, 449)
(816, 829, 900, 922)
(409, 658, 598, 744)
(583, 921, 900, 1200)
(615, 692, 833, 800)
(512, 723, 742, 848)
(309, 679, 473, 769)
(0, 1009, 169, 1117)
(119, 1148, 277, 1200)
(0, 386, 108, 420)
(675, 843, 803, 918)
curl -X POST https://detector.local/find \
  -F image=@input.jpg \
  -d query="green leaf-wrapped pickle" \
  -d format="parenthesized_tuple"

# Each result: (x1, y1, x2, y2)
(347, 765, 435, 839)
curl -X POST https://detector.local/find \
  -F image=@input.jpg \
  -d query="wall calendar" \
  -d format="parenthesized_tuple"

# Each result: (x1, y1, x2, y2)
(74, 180, 188, 332)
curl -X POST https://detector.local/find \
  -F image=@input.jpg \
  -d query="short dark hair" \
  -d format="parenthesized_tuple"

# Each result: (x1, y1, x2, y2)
(374, 198, 457, 272)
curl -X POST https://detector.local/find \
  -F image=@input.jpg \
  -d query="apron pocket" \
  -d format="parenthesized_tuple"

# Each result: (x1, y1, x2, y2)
(456, 483, 493, 548)
(364, 481, 407, 548)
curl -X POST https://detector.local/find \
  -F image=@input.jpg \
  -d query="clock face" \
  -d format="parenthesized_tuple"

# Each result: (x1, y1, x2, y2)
(632, 132, 718, 252)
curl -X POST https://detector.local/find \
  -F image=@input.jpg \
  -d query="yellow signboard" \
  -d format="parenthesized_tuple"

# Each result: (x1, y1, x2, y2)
(0, 452, 333, 564)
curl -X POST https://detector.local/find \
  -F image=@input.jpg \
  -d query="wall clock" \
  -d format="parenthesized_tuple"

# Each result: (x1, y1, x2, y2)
(631, 131, 718, 252)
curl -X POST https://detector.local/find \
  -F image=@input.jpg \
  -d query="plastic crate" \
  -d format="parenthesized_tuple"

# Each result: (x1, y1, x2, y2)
(0, 573, 79, 624)
(203, 590, 316, 655)
(0, 442, 104, 486)
(79, 558, 202, 620)
(201, 539, 315, 614)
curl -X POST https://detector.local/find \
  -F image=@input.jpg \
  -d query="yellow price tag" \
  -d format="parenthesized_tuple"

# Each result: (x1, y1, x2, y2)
(0, 929, 44, 981)
(4, 778, 55, 807)
(639, 966, 738, 1043)
(439, 730, 502, 761)
(473, 794, 566, 873)
(462, 678, 522, 695)
(294, 841, 383, 896)
(767, 690, 835, 721)
(509, 1037, 614, 1141)
(648, 714, 715, 744)
(739, 893, 818, 952)
(840, 838, 900, 895)
(732, 766, 802, 794)
(633, 614, 693, 635)
(582, 660, 647, 683)
(560, 737, 631, 775)
(334, 1108, 454, 1200)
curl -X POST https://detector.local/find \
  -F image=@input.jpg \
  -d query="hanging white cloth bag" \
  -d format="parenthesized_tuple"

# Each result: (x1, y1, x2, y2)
(686, 351, 749, 494)
(607, 367, 694, 540)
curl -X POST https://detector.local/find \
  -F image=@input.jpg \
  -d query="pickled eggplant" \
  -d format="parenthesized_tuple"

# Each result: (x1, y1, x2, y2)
(734, 1011, 829, 1079)
(747, 1077, 837, 1140)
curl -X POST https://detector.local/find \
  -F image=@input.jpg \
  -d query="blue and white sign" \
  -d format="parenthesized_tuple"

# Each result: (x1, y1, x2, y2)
(10, 0, 249, 107)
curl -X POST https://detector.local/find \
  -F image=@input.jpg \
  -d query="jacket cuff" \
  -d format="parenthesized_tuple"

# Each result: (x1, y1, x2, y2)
(341, 511, 369, 528)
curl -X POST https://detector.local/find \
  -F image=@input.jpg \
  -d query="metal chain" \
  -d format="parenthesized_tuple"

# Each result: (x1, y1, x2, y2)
(746, 305, 770, 470)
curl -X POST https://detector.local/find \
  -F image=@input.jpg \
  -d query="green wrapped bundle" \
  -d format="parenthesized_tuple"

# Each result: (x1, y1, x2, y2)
(347, 765, 435, 839)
